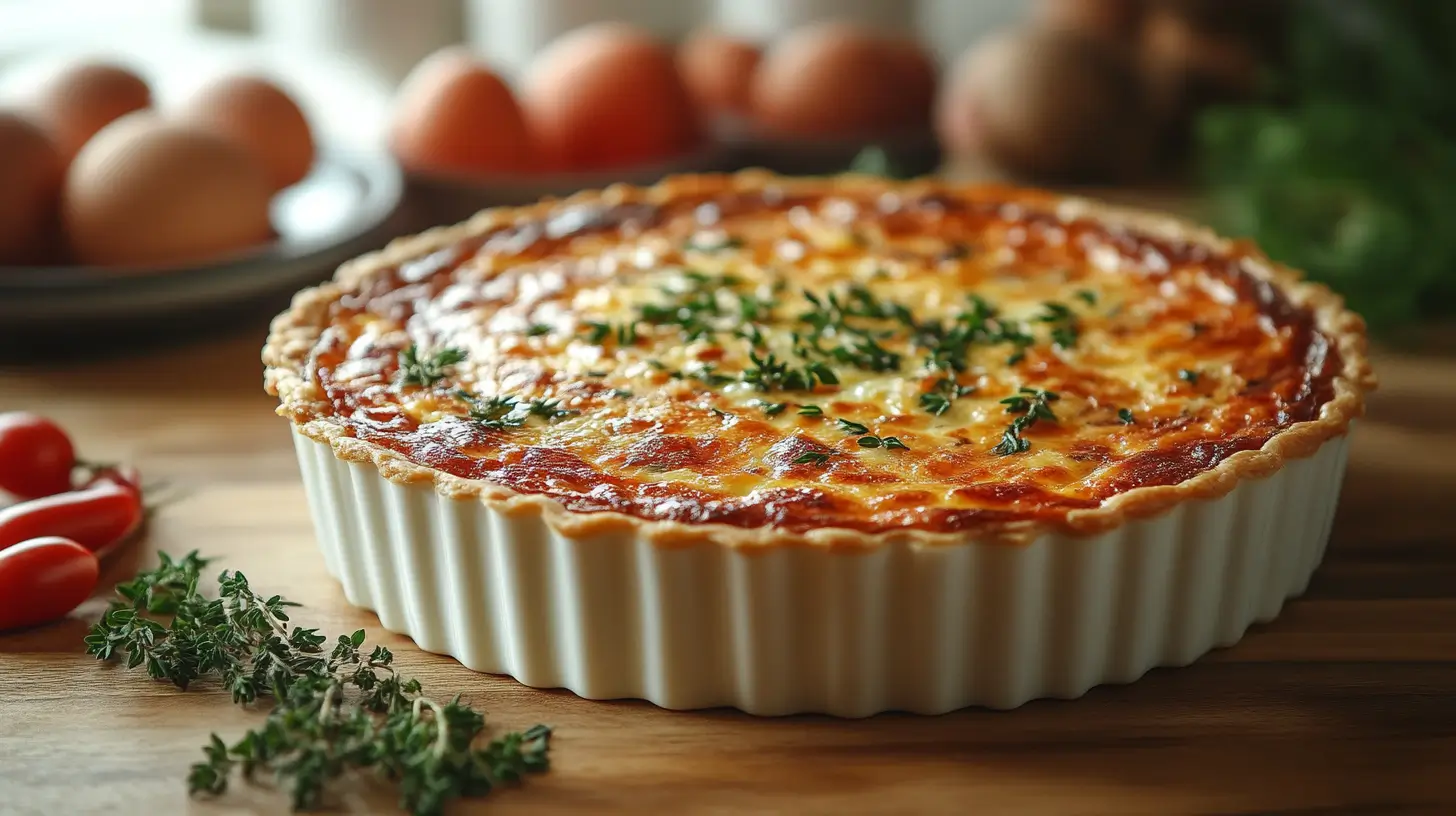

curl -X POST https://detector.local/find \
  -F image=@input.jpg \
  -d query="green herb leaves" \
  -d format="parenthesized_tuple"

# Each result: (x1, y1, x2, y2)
(456, 391, 525, 430)
(528, 398, 579, 420)
(920, 378, 976, 417)
(1035, 301, 1081, 350)
(87, 552, 551, 815)
(792, 451, 832, 466)
(742, 352, 839, 392)
(684, 234, 743, 254)
(1195, 0, 1456, 332)
(857, 435, 909, 450)
(454, 392, 577, 429)
(992, 387, 1061, 455)
(835, 417, 909, 450)
(398, 345, 466, 388)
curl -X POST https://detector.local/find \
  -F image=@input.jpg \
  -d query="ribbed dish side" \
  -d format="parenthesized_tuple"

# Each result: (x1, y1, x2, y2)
(291, 431, 1350, 717)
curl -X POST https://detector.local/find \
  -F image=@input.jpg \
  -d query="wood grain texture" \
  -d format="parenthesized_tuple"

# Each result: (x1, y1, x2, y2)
(2, 328, 1455, 814)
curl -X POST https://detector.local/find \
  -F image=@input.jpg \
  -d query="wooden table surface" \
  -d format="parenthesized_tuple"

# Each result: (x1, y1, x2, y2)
(2, 321, 1455, 815)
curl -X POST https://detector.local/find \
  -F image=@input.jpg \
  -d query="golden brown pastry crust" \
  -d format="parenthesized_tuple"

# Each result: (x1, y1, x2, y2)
(264, 171, 1374, 548)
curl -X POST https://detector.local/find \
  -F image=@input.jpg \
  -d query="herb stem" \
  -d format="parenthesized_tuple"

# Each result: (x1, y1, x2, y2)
(86, 552, 551, 815)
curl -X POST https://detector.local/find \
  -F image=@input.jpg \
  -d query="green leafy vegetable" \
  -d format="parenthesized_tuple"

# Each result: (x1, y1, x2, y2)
(1197, 0, 1456, 331)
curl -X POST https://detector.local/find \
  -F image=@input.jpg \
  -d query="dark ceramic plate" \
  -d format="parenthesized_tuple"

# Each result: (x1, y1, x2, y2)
(0, 150, 403, 331)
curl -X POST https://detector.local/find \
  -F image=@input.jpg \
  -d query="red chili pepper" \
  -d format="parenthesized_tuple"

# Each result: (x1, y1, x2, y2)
(0, 479, 143, 555)
(0, 536, 99, 631)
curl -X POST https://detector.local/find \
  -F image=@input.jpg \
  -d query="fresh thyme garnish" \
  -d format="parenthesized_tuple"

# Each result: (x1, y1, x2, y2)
(792, 451, 831, 466)
(916, 296, 1033, 371)
(682, 362, 735, 387)
(1035, 301, 1080, 350)
(1075, 289, 1098, 306)
(741, 352, 838, 392)
(793, 287, 912, 374)
(527, 398, 578, 421)
(737, 323, 769, 348)
(836, 418, 870, 435)
(1118, 408, 1135, 424)
(85, 552, 551, 815)
(709, 407, 733, 419)
(636, 274, 740, 342)
(456, 391, 525, 430)
(582, 321, 638, 346)
(397, 345, 466, 388)
(1179, 369, 1201, 384)
(920, 377, 976, 417)
(756, 401, 788, 417)
(992, 387, 1061, 455)
(583, 322, 611, 344)
(827, 335, 902, 372)
(797, 404, 824, 417)
(684, 234, 743, 253)
(858, 435, 909, 450)
(526, 323, 552, 337)
(737, 293, 776, 322)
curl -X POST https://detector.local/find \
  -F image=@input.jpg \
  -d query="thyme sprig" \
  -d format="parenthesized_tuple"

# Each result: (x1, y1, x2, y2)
(397, 345, 466, 388)
(85, 552, 551, 815)
(992, 387, 1061, 455)
(857, 435, 909, 450)
(919, 377, 976, 417)
(742, 352, 839, 392)
(455, 391, 525, 430)
(1035, 301, 1081, 350)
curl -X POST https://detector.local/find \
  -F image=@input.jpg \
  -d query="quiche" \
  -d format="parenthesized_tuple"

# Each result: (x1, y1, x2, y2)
(265, 173, 1374, 716)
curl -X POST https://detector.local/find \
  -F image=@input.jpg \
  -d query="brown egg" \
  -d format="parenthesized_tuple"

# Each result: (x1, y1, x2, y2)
(936, 28, 1152, 183)
(0, 113, 65, 265)
(177, 75, 316, 191)
(678, 28, 761, 117)
(390, 47, 539, 176)
(881, 36, 939, 132)
(62, 113, 273, 267)
(522, 23, 700, 171)
(751, 23, 931, 138)
(24, 61, 151, 163)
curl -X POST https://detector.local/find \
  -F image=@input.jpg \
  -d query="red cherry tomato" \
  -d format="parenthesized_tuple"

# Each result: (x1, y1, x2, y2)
(0, 480, 142, 554)
(0, 412, 77, 499)
(0, 536, 99, 631)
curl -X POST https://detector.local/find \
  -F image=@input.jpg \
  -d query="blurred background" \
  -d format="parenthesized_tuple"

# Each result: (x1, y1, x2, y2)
(0, 0, 1451, 353)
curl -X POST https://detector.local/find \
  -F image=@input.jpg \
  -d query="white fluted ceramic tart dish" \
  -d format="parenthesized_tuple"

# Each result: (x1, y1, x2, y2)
(264, 172, 1375, 717)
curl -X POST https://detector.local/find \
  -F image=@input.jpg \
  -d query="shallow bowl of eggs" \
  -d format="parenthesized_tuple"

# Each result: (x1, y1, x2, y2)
(388, 22, 942, 225)
(0, 56, 402, 352)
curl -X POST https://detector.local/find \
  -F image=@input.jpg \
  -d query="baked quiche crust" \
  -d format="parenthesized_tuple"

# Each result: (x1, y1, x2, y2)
(264, 172, 1374, 548)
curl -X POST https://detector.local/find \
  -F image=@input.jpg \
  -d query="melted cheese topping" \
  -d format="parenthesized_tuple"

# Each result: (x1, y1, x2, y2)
(305, 183, 1340, 534)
